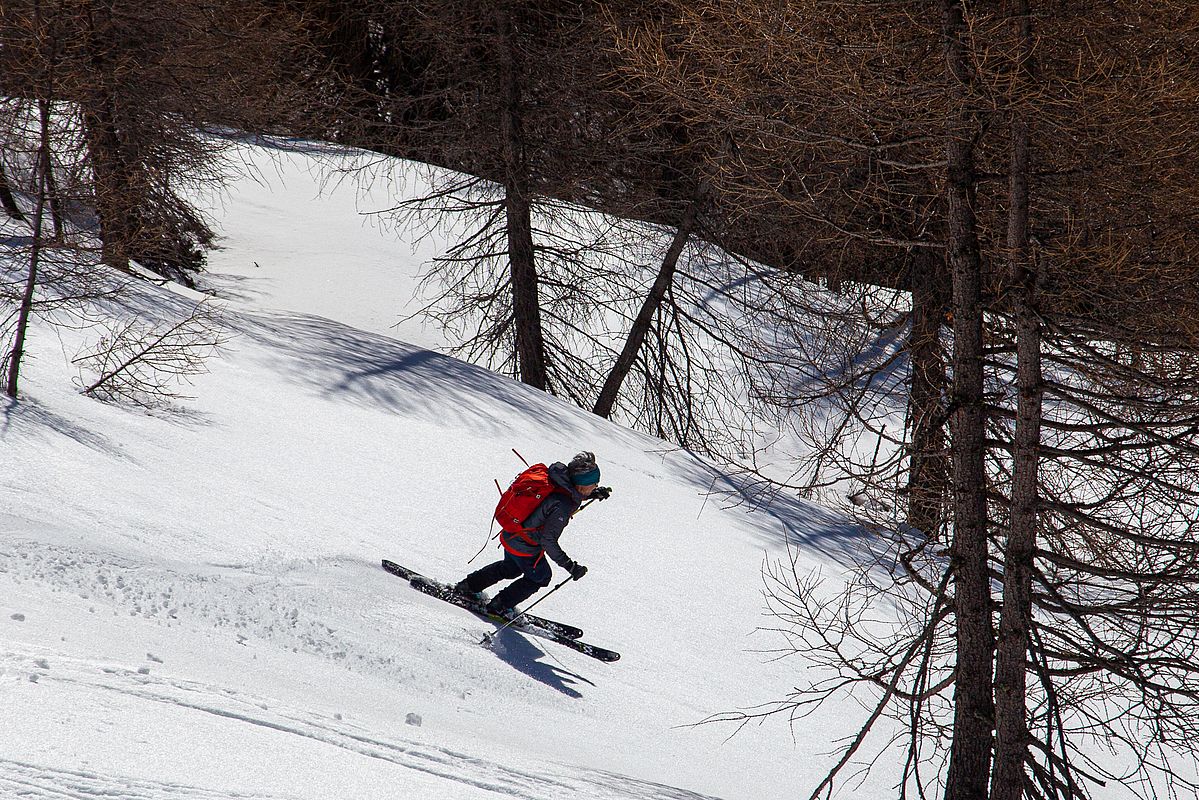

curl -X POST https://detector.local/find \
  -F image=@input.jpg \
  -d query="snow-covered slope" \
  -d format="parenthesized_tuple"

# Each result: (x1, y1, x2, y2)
(1, 141, 872, 800)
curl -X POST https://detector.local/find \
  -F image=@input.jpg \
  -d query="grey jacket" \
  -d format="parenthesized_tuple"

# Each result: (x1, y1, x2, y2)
(500, 462, 583, 569)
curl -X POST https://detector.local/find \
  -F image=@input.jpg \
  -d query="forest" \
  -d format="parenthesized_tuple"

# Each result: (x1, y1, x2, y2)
(4, 2, 1199, 798)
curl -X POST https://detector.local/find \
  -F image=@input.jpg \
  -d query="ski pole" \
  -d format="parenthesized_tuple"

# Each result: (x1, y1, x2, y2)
(483, 575, 572, 640)
(485, 497, 599, 623)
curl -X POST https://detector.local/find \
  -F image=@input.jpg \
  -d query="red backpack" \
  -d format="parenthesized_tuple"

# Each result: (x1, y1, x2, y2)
(494, 464, 565, 534)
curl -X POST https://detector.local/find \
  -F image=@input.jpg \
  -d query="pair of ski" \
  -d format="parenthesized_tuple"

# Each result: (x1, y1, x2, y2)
(381, 560, 620, 662)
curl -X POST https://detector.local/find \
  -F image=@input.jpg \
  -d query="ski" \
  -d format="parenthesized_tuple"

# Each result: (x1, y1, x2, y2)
(381, 560, 619, 662)
(380, 559, 583, 640)
(490, 619, 622, 664)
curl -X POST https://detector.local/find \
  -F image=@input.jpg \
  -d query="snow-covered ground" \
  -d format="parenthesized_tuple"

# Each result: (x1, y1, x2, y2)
(1, 141, 877, 799)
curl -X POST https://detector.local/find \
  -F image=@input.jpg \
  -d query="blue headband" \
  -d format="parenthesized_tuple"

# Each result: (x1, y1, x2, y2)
(571, 467, 601, 486)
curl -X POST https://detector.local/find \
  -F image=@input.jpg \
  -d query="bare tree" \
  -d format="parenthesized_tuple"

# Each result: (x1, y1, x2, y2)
(73, 301, 226, 407)
(352, 1, 575, 390)
(4, 0, 61, 398)
(939, 2, 996, 795)
(5, 85, 55, 399)
(591, 197, 697, 419)
(281, 2, 795, 458)
(617, 3, 1199, 800)
(608, 0, 958, 532)
(592, 11, 721, 422)
(24, 0, 312, 284)
(2, 0, 309, 399)
(494, 3, 550, 388)
(907, 250, 951, 535)
(990, 3, 1039, 797)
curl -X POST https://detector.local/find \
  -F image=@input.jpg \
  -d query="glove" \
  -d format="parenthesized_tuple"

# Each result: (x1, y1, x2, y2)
(591, 486, 612, 501)
(568, 562, 588, 581)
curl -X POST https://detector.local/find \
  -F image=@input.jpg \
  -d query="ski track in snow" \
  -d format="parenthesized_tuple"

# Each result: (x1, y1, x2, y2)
(1, 648, 718, 800)
(0, 540, 409, 678)
(0, 759, 291, 800)
(0, 539, 721, 800)
(0, 141, 841, 800)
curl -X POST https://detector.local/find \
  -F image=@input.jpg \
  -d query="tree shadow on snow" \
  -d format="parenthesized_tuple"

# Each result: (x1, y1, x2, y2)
(661, 447, 889, 568)
(200, 271, 270, 305)
(235, 311, 593, 437)
(1, 234, 36, 248)
(235, 310, 900, 573)
(0, 395, 129, 458)
(484, 628, 595, 699)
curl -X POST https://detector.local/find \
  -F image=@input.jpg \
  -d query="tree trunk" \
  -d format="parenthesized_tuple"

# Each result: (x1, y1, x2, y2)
(496, 5, 547, 390)
(992, 3, 1038, 797)
(84, 103, 131, 269)
(906, 248, 950, 536)
(42, 145, 64, 240)
(81, 0, 132, 271)
(941, 1, 996, 798)
(7, 96, 52, 398)
(0, 158, 24, 222)
(593, 200, 698, 419)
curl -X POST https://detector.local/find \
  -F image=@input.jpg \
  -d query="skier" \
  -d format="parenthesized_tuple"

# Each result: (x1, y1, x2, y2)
(456, 451, 610, 620)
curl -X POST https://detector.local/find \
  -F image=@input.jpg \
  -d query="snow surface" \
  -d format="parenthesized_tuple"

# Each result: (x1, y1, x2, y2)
(1, 140, 879, 799)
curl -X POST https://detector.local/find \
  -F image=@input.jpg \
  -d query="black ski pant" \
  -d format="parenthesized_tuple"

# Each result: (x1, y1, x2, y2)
(465, 549, 552, 610)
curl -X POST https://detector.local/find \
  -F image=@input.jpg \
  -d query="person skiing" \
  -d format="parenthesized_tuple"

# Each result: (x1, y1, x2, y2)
(456, 451, 610, 620)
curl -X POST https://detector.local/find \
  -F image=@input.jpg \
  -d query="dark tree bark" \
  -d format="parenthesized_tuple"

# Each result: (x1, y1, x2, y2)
(593, 199, 698, 419)
(6, 95, 52, 398)
(83, 100, 131, 269)
(496, 5, 548, 391)
(300, 2, 396, 149)
(992, 3, 1038, 797)
(0, 159, 24, 221)
(907, 248, 950, 536)
(40, 146, 64, 239)
(940, 1, 996, 798)
(80, 0, 133, 270)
